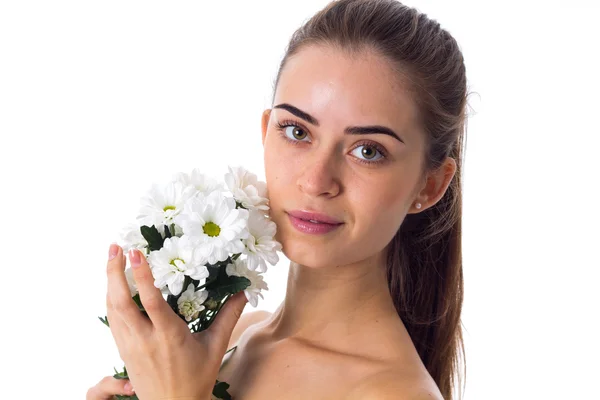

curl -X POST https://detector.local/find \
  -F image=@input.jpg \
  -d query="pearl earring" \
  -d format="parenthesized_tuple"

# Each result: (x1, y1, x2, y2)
(415, 203, 422, 209)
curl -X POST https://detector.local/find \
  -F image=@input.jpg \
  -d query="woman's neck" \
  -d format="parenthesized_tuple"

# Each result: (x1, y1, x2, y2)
(266, 255, 402, 346)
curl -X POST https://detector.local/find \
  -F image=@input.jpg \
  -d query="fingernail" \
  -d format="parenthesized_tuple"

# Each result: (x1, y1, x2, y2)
(124, 382, 134, 392)
(129, 249, 141, 267)
(108, 243, 119, 260)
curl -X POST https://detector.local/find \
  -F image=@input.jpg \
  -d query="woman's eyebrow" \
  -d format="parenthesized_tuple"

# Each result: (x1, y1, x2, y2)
(273, 103, 404, 144)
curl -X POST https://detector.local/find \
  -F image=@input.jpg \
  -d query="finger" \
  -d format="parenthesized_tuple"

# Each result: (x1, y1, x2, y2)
(105, 246, 129, 344)
(105, 291, 128, 347)
(129, 248, 181, 332)
(86, 376, 135, 399)
(207, 291, 248, 353)
(106, 244, 150, 333)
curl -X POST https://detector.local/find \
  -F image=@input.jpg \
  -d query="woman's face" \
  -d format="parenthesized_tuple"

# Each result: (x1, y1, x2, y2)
(261, 45, 428, 269)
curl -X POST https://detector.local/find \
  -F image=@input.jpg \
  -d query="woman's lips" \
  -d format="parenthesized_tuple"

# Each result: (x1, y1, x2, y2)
(287, 214, 343, 235)
(286, 210, 343, 225)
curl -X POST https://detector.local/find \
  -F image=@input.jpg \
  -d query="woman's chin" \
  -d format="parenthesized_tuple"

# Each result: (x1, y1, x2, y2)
(281, 244, 338, 269)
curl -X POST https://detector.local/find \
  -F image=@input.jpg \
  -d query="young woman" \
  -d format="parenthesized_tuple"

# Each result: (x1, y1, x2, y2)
(87, 0, 468, 399)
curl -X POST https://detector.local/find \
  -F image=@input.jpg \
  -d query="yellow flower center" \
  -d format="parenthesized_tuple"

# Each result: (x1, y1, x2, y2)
(203, 222, 221, 237)
(170, 258, 185, 272)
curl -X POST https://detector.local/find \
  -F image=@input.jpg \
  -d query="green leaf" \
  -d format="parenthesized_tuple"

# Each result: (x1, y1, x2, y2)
(113, 366, 128, 380)
(98, 316, 110, 327)
(196, 277, 217, 291)
(166, 292, 178, 311)
(210, 276, 251, 298)
(206, 264, 222, 282)
(164, 224, 172, 238)
(206, 261, 251, 297)
(115, 395, 138, 400)
(213, 380, 232, 400)
(140, 225, 164, 251)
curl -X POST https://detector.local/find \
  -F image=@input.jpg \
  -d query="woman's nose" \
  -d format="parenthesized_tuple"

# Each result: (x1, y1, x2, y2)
(295, 153, 341, 198)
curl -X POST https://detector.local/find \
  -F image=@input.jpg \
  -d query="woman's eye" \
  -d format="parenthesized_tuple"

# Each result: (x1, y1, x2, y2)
(350, 145, 384, 162)
(279, 121, 386, 164)
(284, 125, 309, 141)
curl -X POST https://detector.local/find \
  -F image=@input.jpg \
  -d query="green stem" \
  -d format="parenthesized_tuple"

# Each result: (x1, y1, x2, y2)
(202, 294, 232, 332)
(196, 276, 218, 290)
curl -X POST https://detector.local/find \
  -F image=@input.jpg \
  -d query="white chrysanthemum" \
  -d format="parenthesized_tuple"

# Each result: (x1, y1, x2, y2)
(119, 222, 150, 256)
(137, 181, 197, 229)
(174, 191, 250, 265)
(172, 168, 224, 196)
(147, 236, 210, 296)
(225, 258, 268, 308)
(124, 267, 138, 297)
(177, 283, 209, 322)
(224, 165, 270, 212)
(241, 211, 282, 273)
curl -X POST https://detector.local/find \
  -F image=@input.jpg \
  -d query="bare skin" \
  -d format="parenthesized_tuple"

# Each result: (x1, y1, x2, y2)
(216, 44, 455, 399)
(217, 309, 439, 399)
(88, 44, 455, 399)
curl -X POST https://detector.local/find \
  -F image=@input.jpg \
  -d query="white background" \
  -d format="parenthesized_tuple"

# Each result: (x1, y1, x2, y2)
(1, 1, 598, 399)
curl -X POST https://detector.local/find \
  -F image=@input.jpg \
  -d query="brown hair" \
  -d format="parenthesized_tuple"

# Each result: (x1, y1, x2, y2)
(270, 0, 469, 398)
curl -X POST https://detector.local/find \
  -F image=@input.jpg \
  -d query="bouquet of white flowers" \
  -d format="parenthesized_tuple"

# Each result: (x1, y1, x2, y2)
(98, 165, 282, 400)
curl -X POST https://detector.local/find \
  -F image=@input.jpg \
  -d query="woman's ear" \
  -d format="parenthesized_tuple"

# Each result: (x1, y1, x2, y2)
(261, 109, 271, 146)
(410, 157, 457, 213)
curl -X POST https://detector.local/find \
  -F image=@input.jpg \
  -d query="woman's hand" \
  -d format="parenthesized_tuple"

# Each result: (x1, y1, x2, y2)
(86, 376, 136, 399)
(104, 244, 248, 400)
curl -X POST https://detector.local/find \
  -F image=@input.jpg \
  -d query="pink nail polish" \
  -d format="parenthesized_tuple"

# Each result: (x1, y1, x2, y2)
(108, 243, 119, 260)
(129, 249, 141, 267)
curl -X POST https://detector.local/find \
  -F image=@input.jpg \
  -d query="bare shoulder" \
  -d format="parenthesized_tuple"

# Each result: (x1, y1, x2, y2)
(345, 369, 444, 400)
(227, 310, 272, 349)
